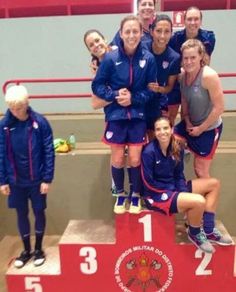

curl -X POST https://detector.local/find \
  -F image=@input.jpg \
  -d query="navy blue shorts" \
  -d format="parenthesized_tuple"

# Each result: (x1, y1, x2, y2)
(8, 184, 47, 211)
(174, 120, 223, 159)
(144, 181, 192, 215)
(103, 119, 146, 145)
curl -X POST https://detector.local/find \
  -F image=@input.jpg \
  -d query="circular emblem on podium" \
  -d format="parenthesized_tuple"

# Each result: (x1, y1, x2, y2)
(114, 245, 173, 291)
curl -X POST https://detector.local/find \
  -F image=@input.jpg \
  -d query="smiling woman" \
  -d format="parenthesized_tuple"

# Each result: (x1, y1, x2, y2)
(136, 0, 157, 36)
(174, 39, 224, 178)
(119, 15, 143, 55)
(84, 29, 115, 110)
(111, 0, 157, 46)
(84, 29, 109, 75)
(141, 116, 233, 254)
(169, 6, 216, 64)
(143, 14, 181, 133)
(92, 15, 157, 215)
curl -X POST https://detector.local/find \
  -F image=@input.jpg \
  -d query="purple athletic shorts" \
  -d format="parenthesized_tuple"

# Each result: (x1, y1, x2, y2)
(102, 119, 146, 146)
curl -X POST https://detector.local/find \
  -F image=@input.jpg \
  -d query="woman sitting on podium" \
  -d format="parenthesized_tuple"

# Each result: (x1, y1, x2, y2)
(141, 117, 232, 253)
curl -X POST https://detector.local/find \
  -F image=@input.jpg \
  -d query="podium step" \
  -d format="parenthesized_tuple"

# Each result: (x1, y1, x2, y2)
(59, 219, 115, 244)
(6, 246, 60, 275)
(6, 245, 62, 292)
(59, 219, 116, 278)
(4, 212, 236, 292)
(59, 213, 236, 291)
(0, 235, 60, 292)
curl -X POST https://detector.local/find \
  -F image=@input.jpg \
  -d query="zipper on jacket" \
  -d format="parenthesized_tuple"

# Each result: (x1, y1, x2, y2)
(127, 56, 133, 120)
(6, 128, 17, 181)
(28, 126, 34, 180)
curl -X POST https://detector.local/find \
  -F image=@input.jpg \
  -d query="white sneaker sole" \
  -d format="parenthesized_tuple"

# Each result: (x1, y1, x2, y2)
(14, 260, 25, 268)
(34, 257, 46, 266)
(113, 207, 126, 214)
(208, 239, 233, 246)
(129, 204, 142, 214)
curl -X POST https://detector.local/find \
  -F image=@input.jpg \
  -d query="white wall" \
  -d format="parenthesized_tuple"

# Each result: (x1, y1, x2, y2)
(0, 10, 235, 113)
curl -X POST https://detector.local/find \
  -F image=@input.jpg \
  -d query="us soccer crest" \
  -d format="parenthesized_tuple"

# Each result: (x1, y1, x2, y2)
(162, 61, 169, 69)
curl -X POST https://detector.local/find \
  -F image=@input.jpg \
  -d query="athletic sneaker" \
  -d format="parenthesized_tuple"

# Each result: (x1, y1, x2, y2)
(114, 196, 128, 214)
(188, 230, 215, 253)
(34, 250, 46, 266)
(129, 196, 142, 214)
(14, 250, 31, 268)
(205, 228, 233, 246)
(111, 186, 118, 197)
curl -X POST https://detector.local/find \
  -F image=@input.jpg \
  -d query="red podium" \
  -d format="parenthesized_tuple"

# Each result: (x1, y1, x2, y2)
(6, 211, 236, 291)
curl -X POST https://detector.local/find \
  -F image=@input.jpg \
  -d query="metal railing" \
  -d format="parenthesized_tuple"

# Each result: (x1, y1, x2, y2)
(2, 78, 92, 99)
(2, 73, 236, 99)
(218, 73, 236, 95)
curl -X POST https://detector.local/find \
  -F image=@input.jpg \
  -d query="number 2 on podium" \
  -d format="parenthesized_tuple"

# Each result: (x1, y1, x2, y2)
(138, 213, 213, 276)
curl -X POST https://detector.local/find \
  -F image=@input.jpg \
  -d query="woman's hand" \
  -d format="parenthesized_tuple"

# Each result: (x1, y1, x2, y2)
(148, 82, 160, 93)
(40, 182, 51, 195)
(187, 126, 203, 137)
(0, 184, 10, 196)
(116, 88, 131, 107)
(90, 59, 98, 75)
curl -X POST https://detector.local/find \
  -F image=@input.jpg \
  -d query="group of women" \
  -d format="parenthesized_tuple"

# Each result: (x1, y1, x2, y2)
(83, 2, 232, 253)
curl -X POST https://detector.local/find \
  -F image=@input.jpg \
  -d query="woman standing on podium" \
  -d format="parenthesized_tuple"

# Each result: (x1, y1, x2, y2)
(141, 117, 232, 253)
(0, 85, 55, 268)
(84, 29, 117, 110)
(110, 0, 157, 46)
(143, 14, 181, 133)
(92, 15, 157, 215)
(174, 39, 224, 178)
(84, 30, 134, 198)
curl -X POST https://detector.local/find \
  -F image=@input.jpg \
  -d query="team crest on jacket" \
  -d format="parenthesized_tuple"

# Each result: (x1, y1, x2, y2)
(33, 121, 39, 129)
(139, 59, 146, 68)
(162, 61, 169, 69)
(106, 131, 113, 140)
